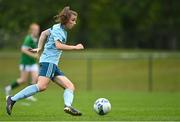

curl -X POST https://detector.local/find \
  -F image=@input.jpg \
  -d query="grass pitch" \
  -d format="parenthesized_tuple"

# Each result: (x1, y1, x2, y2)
(0, 50, 180, 121)
(0, 86, 180, 121)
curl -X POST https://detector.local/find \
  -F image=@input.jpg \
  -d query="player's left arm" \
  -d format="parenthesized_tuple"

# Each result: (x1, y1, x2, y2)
(55, 40, 84, 50)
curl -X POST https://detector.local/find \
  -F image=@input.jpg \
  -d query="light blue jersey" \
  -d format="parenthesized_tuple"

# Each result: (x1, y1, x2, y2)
(39, 24, 67, 65)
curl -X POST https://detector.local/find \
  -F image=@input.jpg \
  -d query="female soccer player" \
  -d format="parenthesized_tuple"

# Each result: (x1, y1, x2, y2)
(6, 6, 84, 116)
(5, 23, 40, 101)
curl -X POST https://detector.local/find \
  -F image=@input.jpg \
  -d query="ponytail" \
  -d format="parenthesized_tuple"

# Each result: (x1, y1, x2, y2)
(54, 6, 78, 25)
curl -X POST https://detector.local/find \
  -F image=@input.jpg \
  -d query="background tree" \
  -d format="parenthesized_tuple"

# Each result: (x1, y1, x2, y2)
(0, 0, 180, 50)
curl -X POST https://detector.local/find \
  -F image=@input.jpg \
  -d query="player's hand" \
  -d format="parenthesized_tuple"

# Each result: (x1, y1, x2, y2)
(29, 48, 41, 53)
(75, 44, 84, 50)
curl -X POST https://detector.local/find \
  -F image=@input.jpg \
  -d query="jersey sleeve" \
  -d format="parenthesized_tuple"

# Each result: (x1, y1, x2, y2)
(22, 36, 31, 49)
(51, 27, 64, 43)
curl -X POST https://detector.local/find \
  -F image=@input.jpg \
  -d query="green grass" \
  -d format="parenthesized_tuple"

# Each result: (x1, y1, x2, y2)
(0, 87, 180, 121)
(0, 50, 180, 121)
(1, 50, 180, 91)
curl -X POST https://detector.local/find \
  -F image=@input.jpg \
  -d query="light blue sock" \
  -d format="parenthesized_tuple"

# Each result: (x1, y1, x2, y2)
(64, 89, 74, 106)
(11, 84, 39, 101)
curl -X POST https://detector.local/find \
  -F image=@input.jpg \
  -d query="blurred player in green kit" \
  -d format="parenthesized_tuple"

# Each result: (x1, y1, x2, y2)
(5, 23, 40, 102)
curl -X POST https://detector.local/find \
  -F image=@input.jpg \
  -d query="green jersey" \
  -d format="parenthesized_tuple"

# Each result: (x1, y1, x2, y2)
(20, 35, 37, 65)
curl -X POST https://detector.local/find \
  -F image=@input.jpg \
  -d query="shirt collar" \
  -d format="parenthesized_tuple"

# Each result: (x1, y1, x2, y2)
(60, 23, 65, 30)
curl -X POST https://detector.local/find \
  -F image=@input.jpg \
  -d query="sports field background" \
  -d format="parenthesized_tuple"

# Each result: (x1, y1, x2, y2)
(0, 50, 180, 121)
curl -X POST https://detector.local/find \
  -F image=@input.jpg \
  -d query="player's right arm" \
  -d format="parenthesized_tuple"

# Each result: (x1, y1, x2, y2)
(21, 36, 39, 59)
(37, 29, 50, 52)
(31, 29, 50, 53)
(21, 47, 39, 59)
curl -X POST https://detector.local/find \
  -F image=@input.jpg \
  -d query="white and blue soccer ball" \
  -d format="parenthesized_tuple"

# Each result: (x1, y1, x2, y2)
(93, 98, 111, 115)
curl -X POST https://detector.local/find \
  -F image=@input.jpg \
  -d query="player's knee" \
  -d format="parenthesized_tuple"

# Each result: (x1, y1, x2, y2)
(17, 78, 26, 84)
(37, 84, 48, 91)
(31, 79, 37, 84)
(68, 83, 75, 91)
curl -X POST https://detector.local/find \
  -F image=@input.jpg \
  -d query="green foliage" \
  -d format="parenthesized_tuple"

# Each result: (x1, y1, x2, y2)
(0, 0, 180, 49)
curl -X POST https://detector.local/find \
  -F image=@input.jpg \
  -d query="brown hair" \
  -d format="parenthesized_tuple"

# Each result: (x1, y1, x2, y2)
(28, 23, 39, 34)
(54, 6, 78, 25)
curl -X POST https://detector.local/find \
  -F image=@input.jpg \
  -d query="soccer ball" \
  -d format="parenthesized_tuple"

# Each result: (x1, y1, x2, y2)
(93, 98, 111, 115)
